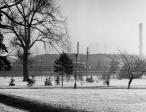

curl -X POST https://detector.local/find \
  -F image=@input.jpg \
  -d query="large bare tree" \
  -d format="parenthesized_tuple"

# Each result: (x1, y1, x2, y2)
(0, 0, 68, 81)
(119, 53, 146, 89)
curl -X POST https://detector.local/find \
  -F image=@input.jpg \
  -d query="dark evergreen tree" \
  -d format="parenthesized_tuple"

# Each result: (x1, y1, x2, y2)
(55, 75, 60, 85)
(0, 32, 11, 71)
(54, 52, 73, 74)
(54, 52, 73, 86)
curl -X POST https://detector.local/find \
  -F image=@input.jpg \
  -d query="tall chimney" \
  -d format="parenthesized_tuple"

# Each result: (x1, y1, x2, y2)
(139, 23, 143, 56)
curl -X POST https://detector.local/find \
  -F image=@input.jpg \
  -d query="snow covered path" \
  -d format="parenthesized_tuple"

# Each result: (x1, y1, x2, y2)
(0, 89, 146, 112)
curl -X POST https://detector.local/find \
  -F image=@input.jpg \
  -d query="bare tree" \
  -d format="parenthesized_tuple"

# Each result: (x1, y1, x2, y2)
(119, 53, 146, 89)
(0, 0, 68, 81)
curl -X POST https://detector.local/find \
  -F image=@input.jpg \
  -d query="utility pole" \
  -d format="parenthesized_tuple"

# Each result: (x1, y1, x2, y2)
(86, 47, 89, 76)
(74, 42, 79, 89)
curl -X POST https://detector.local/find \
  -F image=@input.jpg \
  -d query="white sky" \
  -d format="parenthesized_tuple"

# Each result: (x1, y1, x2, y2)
(58, 0, 146, 55)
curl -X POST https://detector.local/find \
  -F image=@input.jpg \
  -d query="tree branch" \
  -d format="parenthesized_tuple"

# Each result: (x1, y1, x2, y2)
(0, 0, 23, 10)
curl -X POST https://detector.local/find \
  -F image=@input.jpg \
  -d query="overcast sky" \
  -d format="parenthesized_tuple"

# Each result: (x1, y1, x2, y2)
(58, 0, 146, 55)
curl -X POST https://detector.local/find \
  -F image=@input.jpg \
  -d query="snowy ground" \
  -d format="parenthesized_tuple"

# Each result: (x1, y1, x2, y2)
(0, 77, 146, 111)
(1, 89, 146, 112)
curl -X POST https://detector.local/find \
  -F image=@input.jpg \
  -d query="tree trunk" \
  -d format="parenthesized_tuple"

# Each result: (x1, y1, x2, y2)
(128, 78, 133, 89)
(23, 51, 29, 81)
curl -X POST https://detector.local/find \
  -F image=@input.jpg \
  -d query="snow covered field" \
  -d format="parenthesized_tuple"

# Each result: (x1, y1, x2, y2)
(0, 77, 146, 111)
(1, 89, 146, 112)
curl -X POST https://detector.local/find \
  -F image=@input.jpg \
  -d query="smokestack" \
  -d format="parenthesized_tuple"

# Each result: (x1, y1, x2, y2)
(139, 23, 143, 56)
